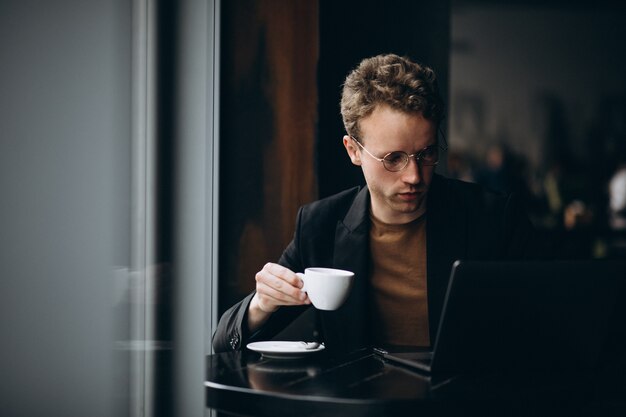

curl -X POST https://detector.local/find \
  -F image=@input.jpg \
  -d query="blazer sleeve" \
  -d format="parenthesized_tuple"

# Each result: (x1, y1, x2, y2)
(211, 292, 255, 352)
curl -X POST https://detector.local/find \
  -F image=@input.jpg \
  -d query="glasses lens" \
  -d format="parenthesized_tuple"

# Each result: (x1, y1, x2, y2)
(382, 152, 409, 172)
(419, 146, 439, 166)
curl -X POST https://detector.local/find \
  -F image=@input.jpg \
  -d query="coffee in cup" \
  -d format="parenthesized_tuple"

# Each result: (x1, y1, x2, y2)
(296, 267, 355, 311)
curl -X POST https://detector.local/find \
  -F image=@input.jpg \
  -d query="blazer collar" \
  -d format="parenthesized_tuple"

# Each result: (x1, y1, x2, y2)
(426, 174, 468, 339)
(340, 186, 370, 233)
(426, 173, 467, 263)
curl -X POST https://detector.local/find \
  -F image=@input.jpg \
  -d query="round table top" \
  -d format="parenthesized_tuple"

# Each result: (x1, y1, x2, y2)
(205, 348, 624, 417)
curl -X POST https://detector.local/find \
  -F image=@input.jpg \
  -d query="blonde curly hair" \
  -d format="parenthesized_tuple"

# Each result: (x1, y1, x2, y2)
(340, 54, 444, 140)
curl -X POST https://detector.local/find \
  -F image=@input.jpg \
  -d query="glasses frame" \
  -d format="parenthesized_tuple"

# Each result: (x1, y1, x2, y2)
(350, 128, 448, 172)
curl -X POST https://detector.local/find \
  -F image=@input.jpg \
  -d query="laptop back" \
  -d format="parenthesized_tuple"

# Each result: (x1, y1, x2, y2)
(430, 260, 626, 374)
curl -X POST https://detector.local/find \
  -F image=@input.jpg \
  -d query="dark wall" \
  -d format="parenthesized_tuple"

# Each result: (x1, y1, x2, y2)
(219, 0, 319, 311)
(317, 0, 451, 197)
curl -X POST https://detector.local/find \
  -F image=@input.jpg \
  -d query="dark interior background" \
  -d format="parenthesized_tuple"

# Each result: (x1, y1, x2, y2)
(218, 0, 626, 314)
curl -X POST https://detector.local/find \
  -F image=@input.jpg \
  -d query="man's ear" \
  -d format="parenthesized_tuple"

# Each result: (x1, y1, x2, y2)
(343, 135, 362, 166)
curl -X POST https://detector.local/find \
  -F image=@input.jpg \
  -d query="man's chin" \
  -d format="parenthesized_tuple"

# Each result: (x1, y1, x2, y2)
(391, 201, 426, 217)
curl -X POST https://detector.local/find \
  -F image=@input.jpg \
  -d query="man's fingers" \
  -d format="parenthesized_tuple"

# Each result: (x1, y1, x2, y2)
(256, 265, 304, 299)
(253, 263, 310, 312)
(256, 282, 308, 311)
(262, 262, 303, 288)
(256, 283, 304, 304)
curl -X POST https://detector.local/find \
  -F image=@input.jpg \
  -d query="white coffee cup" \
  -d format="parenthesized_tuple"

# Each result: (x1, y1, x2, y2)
(296, 267, 355, 311)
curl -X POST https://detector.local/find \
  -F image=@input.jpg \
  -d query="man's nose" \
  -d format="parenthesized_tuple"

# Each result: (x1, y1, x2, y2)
(401, 156, 422, 184)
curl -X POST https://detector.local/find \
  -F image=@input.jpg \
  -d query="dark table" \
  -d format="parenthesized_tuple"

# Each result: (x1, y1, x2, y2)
(206, 348, 626, 417)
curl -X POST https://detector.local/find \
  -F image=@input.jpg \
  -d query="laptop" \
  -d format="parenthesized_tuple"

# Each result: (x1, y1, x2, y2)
(375, 260, 626, 375)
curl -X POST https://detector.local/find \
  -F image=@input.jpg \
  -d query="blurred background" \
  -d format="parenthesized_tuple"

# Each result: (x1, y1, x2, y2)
(448, 1, 626, 261)
(1, 0, 625, 416)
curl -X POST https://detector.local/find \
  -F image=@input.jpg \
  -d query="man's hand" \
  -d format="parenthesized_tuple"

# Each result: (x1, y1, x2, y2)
(248, 263, 310, 332)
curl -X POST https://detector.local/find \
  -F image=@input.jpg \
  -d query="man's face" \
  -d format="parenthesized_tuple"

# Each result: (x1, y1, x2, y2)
(343, 105, 437, 224)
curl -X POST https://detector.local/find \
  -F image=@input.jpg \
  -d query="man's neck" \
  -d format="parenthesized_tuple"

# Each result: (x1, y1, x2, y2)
(370, 205, 427, 225)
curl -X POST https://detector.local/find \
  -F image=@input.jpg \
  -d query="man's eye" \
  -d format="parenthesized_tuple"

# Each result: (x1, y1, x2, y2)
(384, 152, 406, 165)
(421, 147, 437, 160)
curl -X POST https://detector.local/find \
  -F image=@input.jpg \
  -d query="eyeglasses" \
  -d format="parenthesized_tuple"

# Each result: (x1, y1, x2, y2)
(350, 130, 448, 172)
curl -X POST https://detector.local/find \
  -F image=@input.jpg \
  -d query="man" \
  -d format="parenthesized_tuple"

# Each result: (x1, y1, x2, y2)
(213, 54, 535, 353)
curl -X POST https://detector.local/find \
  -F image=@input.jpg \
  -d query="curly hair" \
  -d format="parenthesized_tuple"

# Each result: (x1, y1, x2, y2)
(340, 54, 444, 140)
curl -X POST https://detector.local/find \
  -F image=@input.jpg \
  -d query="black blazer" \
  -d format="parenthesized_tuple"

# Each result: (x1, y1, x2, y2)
(212, 174, 536, 353)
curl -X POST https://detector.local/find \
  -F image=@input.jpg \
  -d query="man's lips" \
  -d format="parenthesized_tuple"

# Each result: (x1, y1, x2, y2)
(398, 191, 420, 201)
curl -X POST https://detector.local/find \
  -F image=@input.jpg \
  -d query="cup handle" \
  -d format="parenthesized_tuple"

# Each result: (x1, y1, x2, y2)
(296, 272, 307, 292)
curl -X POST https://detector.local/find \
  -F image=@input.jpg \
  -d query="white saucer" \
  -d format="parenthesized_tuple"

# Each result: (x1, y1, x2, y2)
(246, 341, 325, 359)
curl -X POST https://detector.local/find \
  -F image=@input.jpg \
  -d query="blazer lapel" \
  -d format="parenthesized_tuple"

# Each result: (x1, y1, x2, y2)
(426, 174, 468, 341)
(320, 187, 371, 353)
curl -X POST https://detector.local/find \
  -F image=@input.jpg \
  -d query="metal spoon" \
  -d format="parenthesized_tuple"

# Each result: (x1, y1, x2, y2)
(300, 341, 321, 349)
